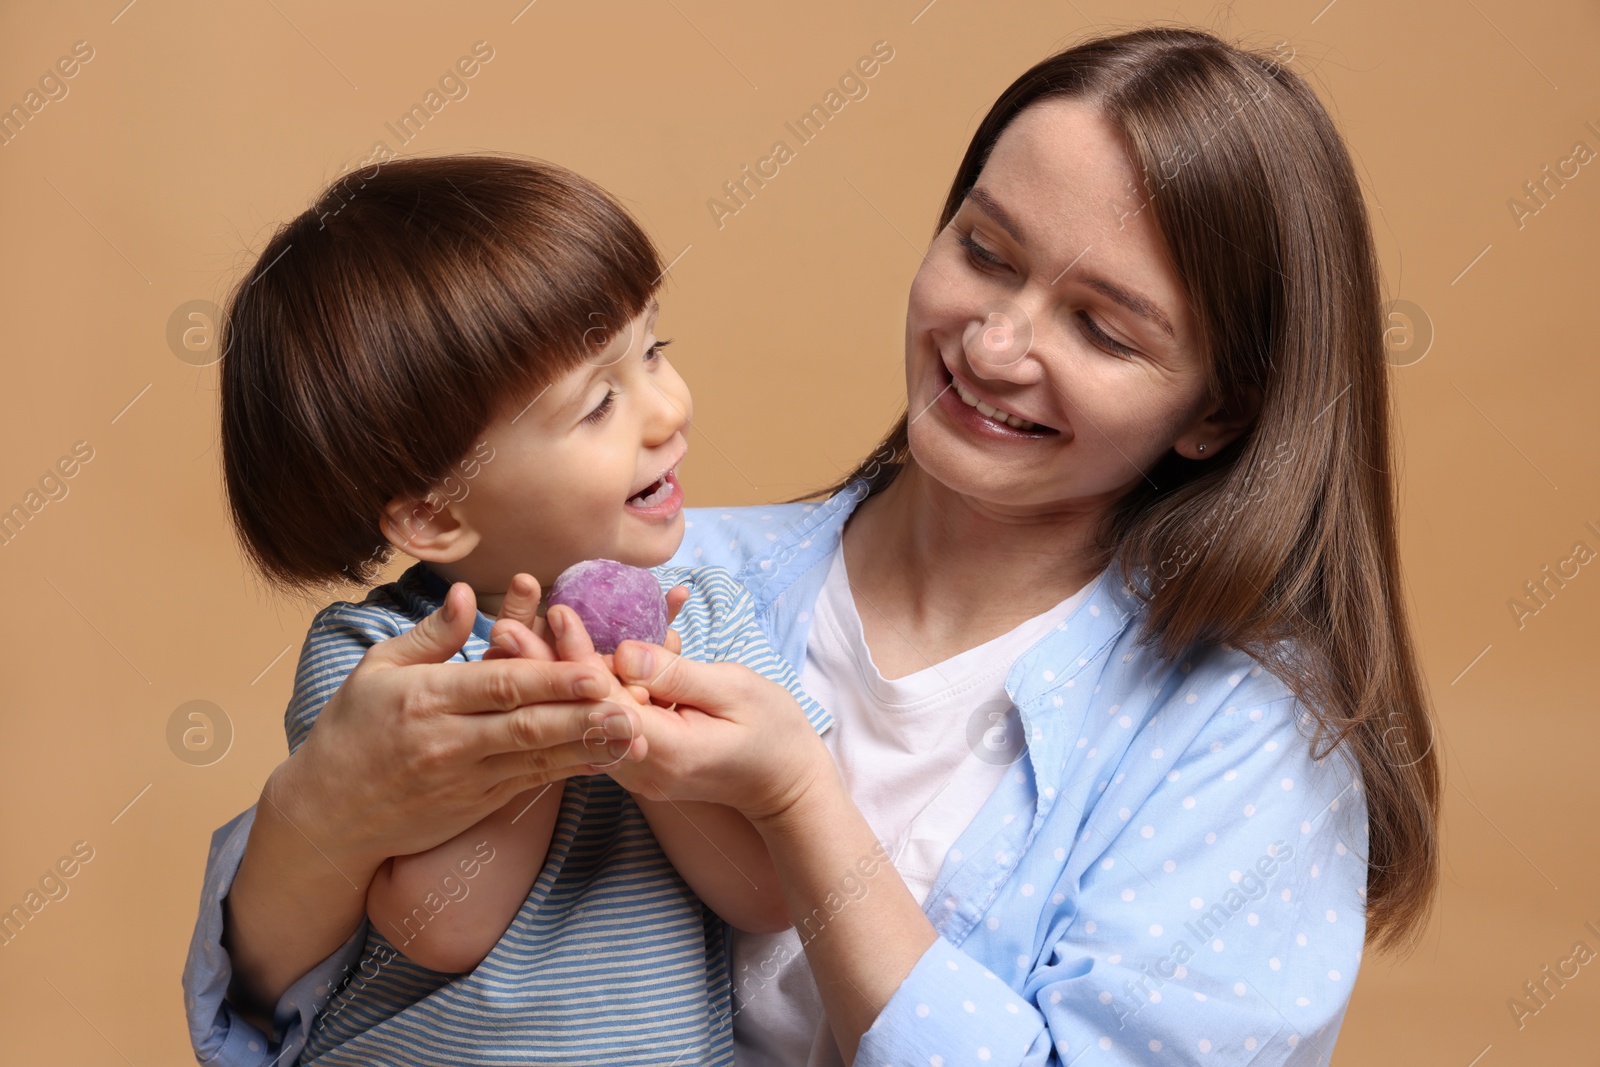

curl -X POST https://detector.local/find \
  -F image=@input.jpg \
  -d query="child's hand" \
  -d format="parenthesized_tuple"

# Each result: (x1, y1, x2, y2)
(482, 573, 557, 662)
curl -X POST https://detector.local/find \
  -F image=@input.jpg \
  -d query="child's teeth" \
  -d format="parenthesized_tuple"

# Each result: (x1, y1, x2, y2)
(629, 475, 672, 507)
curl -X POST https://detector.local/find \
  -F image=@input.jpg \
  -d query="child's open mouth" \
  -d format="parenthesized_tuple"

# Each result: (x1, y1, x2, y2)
(625, 467, 683, 519)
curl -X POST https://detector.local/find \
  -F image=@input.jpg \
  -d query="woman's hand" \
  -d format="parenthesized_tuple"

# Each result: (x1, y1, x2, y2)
(224, 580, 643, 1018)
(277, 580, 641, 867)
(538, 609, 833, 822)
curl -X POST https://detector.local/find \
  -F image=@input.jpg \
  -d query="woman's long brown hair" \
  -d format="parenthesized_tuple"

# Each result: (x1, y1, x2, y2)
(813, 27, 1439, 956)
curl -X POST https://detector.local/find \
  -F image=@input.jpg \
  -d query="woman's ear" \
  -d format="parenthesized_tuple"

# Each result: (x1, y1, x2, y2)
(1178, 384, 1263, 459)
(380, 493, 480, 562)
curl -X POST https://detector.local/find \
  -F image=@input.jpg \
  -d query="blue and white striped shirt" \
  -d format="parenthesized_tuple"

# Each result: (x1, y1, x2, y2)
(183, 561, 832, 1067)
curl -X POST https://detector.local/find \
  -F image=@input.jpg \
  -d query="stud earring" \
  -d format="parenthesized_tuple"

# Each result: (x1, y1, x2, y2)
(1196, 443, 1207, 454)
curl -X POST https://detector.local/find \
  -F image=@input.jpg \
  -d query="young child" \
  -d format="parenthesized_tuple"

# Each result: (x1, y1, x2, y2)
(217, 153, 833, 1066)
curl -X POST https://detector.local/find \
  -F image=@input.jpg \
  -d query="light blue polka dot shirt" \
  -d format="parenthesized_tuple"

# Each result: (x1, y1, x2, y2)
(671, 481, 1369, 1066)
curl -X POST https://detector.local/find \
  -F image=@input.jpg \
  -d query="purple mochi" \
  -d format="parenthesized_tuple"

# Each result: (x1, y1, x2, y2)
(547, 559, 668, 654)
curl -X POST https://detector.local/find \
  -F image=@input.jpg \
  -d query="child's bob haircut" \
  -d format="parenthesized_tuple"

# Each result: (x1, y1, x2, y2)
(218, 153, 663, 592)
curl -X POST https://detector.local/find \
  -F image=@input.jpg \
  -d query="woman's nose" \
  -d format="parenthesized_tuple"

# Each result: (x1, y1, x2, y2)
(962, 298, 1044, 385)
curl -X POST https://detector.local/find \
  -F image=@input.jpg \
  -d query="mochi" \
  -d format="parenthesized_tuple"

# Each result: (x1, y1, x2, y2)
(547, 559, 668, 654)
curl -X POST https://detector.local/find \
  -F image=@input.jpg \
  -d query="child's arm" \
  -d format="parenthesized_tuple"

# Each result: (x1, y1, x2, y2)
(365, 783, 563, 973)
(364, 573, 577, 973)
(632, 799, 792, 933)
(492, 576, 793, 933)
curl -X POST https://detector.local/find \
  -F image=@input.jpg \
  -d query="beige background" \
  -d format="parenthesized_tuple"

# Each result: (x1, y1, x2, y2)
(1, 0, 1596, 1062)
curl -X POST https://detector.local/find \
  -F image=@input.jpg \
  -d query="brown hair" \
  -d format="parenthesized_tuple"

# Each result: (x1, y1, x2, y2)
(219, 153, 662, 592)
(818, 28, 1439, 955)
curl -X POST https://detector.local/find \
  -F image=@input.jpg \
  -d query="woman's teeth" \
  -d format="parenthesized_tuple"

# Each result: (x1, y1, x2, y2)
(950, 376, 1045, 432)
(628, 474, 672, 507)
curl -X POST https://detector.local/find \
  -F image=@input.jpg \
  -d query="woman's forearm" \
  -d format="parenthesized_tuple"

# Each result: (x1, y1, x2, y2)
(222, 761, 386, 1030)
(750, 765, 938, 1065)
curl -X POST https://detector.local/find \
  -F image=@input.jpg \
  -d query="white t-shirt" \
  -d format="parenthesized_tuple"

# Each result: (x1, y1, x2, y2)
(731, 543, 1097, 1067)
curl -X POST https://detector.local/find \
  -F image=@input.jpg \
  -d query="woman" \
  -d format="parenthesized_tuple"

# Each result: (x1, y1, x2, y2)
(187, 26, 1438, 1066)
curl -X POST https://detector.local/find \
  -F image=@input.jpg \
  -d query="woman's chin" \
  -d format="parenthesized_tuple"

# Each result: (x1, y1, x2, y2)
(904, 420, 1023, 506)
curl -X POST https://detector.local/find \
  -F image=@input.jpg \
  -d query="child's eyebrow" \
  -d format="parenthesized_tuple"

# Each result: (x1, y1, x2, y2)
(546, 303, 659, 421)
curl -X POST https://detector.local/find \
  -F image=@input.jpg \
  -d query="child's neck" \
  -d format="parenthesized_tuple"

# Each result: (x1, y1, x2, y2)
(423, 561, 526, 620)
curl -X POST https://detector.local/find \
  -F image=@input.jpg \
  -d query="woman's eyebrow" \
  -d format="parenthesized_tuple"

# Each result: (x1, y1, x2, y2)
(967, 186, 1026, 243)
(1079, 277, 1176, 340)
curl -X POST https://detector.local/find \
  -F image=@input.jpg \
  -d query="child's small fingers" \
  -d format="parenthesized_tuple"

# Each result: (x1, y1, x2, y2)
(663, 628, 682, 656)
(625, 683, 651, 704)
(499, 573, 543, 628)
(664, 585, 690, 627)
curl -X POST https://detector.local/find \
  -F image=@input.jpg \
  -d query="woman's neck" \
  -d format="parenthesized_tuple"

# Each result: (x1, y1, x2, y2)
(839, 463, 1108, 676)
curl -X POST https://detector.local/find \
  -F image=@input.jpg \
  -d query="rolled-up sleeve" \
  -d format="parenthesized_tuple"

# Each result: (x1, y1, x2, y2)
(855, 694, 1369, 1066)
(855, 934, 1049, 1063)
(183, 806, 369, 1067)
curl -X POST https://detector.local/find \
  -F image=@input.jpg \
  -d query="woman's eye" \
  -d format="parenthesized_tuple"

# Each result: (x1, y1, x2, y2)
(582, 389, 617, 424)
(1077, 310, 1137, 358)
(645, 338, 672, 363)
(957, 232, 1009, 272)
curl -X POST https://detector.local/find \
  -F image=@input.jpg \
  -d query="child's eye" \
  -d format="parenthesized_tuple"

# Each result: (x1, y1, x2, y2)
(582, 389, 617, 424)
(1078, 310, 1137, 358)
(583, 339, 671, 424)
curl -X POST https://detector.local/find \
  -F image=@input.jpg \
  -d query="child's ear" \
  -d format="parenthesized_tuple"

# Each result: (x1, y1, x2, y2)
(380, 493, 480, 562)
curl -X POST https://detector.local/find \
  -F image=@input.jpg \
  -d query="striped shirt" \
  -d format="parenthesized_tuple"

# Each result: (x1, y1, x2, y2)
(259, 561, 830, 1067)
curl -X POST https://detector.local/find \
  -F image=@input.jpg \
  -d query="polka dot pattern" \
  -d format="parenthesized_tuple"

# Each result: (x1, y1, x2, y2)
(851, 657, 1369, 1067)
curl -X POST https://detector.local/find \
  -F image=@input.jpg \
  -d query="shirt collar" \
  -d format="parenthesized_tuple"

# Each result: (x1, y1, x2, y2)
(736, 479, 1150, 806)
(406, 563, 498, 646)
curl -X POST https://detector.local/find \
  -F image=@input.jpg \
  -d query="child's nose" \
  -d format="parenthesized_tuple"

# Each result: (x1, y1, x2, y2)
(641, 377, 690, 443)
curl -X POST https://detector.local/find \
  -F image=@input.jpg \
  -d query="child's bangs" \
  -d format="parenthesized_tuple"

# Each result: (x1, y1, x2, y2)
(220, 154, 666, 591)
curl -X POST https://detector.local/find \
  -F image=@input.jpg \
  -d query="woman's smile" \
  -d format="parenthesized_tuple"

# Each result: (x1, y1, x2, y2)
(943, 363, 1056, 434)
(930, 353, 1061, 444)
